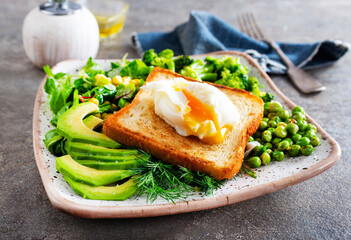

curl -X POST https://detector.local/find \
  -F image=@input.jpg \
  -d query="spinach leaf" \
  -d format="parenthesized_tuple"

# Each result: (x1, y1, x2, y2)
(117, 98, 129, 109)
(72, 89, 79, 106)
(114, 83, 136, 103)
(43, 66, 70, 95)
(44, 77, 57, 95)
(75, 58, 107, 93)
(111, 62, 120, 68)
(120, 60, 149, 80)
(43, 65, 75, 114)
(85, 85, 117, 104)
(107, 54, 129, 79)
(43, 65, 54, 77)
(44, 65, 70, 83)
(54, 72, 66, 79)
(50, 101, 72, 126)
(98, 103, 111, 113)
(107, 67, 121, 79)
(49, 81, 74, 114)
(80, 57, 105, 77)
(74, 77, 94, 93)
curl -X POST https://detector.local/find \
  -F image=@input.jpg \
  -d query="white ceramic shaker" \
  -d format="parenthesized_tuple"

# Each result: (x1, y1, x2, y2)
(22, 0, 100, 68)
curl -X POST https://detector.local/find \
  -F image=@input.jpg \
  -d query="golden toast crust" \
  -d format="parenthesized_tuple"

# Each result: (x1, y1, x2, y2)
(103, 67, 263, 180)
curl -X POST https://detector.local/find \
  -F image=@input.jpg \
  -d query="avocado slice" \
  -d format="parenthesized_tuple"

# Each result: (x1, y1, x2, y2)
(56, 155, 135, 186)
(82, 115, 103, 130)
(65, 141, 139, 157)
(57, 102, 120, 148)
(75, 160, 137, 170)
(64, 176, 138, 200)
(67, 151, 143, 162)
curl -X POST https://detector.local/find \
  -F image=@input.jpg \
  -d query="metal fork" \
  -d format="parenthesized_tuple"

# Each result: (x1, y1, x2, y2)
(238, 13, 326, 94)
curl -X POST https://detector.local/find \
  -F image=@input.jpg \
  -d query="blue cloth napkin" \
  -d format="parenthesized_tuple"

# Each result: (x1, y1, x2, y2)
(132, 11, 349, 74)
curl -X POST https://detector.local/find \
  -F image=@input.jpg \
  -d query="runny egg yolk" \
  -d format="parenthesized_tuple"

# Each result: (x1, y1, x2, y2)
(181, 89, 232, 144)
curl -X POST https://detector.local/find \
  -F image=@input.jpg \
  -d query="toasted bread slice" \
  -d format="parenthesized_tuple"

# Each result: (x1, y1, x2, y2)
(103, 67, 263, 180)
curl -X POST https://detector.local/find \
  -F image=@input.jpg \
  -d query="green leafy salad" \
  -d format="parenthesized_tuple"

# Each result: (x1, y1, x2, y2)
(43, 49, 320, 202)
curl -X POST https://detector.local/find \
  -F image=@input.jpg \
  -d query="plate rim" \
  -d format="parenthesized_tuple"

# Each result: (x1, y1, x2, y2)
(32, 50, 341, 218)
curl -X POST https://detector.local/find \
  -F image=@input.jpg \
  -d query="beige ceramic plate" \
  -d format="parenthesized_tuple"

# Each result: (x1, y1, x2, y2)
(33, 51, 340, 218)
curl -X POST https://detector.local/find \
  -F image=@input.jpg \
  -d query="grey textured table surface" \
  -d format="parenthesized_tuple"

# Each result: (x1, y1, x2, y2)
(1, 0, 350, 239)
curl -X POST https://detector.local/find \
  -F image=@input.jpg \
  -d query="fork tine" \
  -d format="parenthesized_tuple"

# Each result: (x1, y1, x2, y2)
(238, 13, 265, 41)
(243, 13, 261, 40)
(238, 13, 256, 39)
(247, 13, 265, 40)
(237, 14, 248, 35)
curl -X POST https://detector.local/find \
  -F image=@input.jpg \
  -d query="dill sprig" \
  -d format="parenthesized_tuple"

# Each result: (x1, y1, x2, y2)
(176, 167, 224, 195)
(132, 153, 224, 203)
(239, 164, 257, 179)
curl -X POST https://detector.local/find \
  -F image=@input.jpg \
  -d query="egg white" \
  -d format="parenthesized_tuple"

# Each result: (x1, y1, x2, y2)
(141, 78, 240, 142)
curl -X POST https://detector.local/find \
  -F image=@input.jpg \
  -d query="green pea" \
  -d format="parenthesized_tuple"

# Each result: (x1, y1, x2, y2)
(267, 127, 275, 134)
(297, 119, 308, 132)
(260, 152, 271, 165)
(297, 137, 310, 147)
(288, 145, 301, 157)
(277, 141, 290, 151)
(264, 142, 273, 149)
(283, 138, 293, 146)
(248, 136, 254, 142)
(269, 101, 282, 113)
(271, 138, 282, 145)
(286, 118, 297, 124)
(255, 138, 264, 145)
(310, 136, 320, 146)
(292, 112, 306, 121)
(275, 126, 287, 138)
(278, 109, 290, 120)
(261, 130, 272, 142)
(259, 121, 268, 131)
(268, 120, 277, 128)
(247, 156, 261, 168)
(301, 145, 314, 156)
(252, 145, 267, 157)
(272, 151, 285, 161)
(277, 122, 287, 128)
(306, 123, 317, 132)
(291, 134, 302, 143)
(262, 117, 269, 123)
(286, 123, 299, 135)
(304, 130, 316, 140)
(292, 106, 305, 114)
(265, 149, 273, 156)
(271, 116, 282, 123)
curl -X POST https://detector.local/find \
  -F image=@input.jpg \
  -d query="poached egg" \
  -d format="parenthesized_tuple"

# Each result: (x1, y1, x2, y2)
(141, 78, 240, 144)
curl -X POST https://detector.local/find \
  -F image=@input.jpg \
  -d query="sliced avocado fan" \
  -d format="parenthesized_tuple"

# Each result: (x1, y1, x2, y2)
(56, 155, 135, 186)
(57, 102, 121, 148)
(64, 176, 138, 201)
